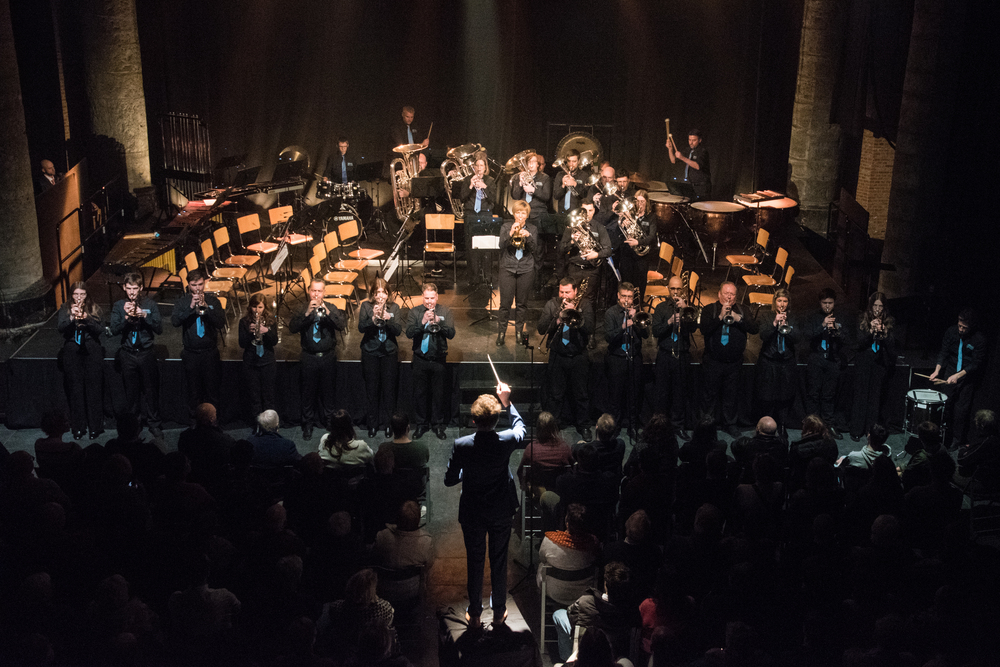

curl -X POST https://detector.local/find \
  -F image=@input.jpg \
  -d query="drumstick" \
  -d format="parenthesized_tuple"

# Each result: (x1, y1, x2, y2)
(487, 354, 502, 386)
(426, 122, 433, 143)
(913, 372, 946, 384)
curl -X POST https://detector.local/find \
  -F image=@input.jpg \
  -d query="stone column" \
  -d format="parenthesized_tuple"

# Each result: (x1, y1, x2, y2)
(0, 0, 47, 319)
(787, 0, 848, 234)
(80, 0, 151, 193)
(879, 0, 965, 298)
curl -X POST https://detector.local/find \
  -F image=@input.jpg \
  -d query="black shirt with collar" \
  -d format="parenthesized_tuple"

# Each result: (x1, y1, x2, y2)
(110, 297, 163, 351)
(405, 304, 456, 361)
(288, 301, 347, 355)
(538, 296, 595, 355)
(171, 293, 226, 352)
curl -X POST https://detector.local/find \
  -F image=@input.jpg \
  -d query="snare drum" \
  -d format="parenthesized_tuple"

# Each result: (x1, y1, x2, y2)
(315, 179, 334, 200)
(904, 389, 948, 436)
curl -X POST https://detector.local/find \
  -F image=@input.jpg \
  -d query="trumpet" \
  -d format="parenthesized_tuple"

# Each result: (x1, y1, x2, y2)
(826, 316, 842, 338)
(192, 293, 207, 316)
(871, 318, 888, 340)
(427, 305, 441, 333)
(722, 305, 737, 326)
(252, 310, 264, 345)
(775, 304, 793, 336)
(372, 292, 389, 327)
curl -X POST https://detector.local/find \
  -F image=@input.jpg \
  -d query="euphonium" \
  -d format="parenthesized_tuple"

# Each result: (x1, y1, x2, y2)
(504, 149, 536, 193)
(440, 143, 482, 220)
(567, 208, 604, 267)
(616, 197, 651, 257)
(558, 278, 588, 329)
(390, 143, 423, 222)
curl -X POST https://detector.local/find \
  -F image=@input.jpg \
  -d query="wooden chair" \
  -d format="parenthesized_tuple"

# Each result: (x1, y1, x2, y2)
(338, 217, 385, 266)
(741, 246, 787, 300)
(214, 225, 263, 283)
(724, 227, 769, 282)
(200, 237, 248, 309)
(237, 213, 280, 256)
(646, 242, 675, 285)
(689, 270, 702, 305)
(326, 230, 370, 295)
(423, 213, 457, 288)
(671, 255, 684, 277)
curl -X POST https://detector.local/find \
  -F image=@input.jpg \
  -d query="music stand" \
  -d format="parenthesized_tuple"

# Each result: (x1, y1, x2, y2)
(468, 235, 501, 327)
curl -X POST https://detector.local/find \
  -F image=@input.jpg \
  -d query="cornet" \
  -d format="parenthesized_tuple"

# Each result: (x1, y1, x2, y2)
(372, 292, 390, 327)
(427, 305, 441, 333)
(192, 292, 207, 316)
(510, 219, 529, 250)
(252, 310, 264, 345)
(722, 305, 738, 326)
(775, 304, 793, 336)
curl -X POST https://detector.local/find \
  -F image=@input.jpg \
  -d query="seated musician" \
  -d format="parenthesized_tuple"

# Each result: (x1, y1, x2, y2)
(557, 202, 611, 304)
(325, 137, 354, 184)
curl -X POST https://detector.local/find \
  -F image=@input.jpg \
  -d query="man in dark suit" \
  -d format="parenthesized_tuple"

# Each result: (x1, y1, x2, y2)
(405, 283, 456, 440)
(35, 159, 61, 195)
(444, 382, 526, 630)
(248, 409, 301, 468)
(325, 137, 355, 184)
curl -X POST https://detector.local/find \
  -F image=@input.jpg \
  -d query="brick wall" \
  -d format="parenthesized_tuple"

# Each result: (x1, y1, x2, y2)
(855, 129, 895, 239)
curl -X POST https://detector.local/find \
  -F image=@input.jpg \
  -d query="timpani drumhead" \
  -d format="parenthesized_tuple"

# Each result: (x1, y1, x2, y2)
(691, 201, 746, 213)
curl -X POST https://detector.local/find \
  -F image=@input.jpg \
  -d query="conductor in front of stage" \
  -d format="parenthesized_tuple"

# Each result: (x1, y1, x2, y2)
(171, 269, 225, 414)
(289, 279, 347, 440)
(444, 382, 526, 630)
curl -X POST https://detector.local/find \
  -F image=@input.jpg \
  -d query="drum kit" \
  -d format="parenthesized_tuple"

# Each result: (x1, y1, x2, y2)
(316, 180, 365, 202)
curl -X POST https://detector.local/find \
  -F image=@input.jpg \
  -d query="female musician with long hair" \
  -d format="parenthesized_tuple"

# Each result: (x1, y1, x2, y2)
(610, 188, 658, 300)
(755, 288, 801, 436)
(849, 292, 895, 441)
(238, 293, 278, 423)
(497, 199, 538, 346)
(359, 278, 402, 438)
(57, 282, 105, 439)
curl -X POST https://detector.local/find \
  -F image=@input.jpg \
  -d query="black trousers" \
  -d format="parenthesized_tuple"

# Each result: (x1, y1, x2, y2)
(548, 352, 589, 428)
(498, 269, 534, 333)
(850, 353, 892, 438)
(605, 353, 643, 428)
(461, 515, 513, 618)
(655, 349, 690, 431)
(63, 343, 104, 433)
(412, 355, 447, 427)
(242, 360, 276, 423)
(939, 375, 974, 446)
(701, 355, 740, 427)
(362, 351, 398, 429)
(805, 355, 841, 427)
(301, 351, 338, 429)
(119, 347, 160, 429)
(181, 347, 221, 412)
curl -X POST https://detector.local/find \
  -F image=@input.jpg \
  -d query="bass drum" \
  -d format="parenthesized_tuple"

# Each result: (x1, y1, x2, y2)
(554, 131, 604, 165)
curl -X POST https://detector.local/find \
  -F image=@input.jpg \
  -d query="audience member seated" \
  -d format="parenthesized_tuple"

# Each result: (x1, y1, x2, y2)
(618, 445, 674, 544)
(554, 562, 638, 663)
(83, 574, 159, 662)
(731, 453, 785, 540)
(545, 444, 619, 537)
(319, 409, 374, 473)
(177, 403, 235, 487)
(899, 421, 946, 492)
(0, 450, 71, 541)
(538, 503, 601, 607)
(302, 511, 366, 603)
(675, 449, 736, 535)
(955, 409, 1000, 494)
(838, 423, 890, 494)
(167, 553, 242, 661)
(249, 410, 302, 468)
(318, 568, 394, 654)
(786, 457, 846, 539)
(283, 453, 342, 544)
(787, 414, 838, 492)
(638, 566, 697, 662)
(623, 413, 678, 479)
(602, 510, 661, 606)
(562, 626, 635, 667)
(519, 411, 574, 497)
(677, 415, 726, 482)
(370, 500, 434, 602)
(105, 412, 165, 488)
(241, 554, 321, 659)
(378, 413, 430, 471)
(904, 452, 963, 554)
(152, 451, 215, 531)
(349, 621, 414, 667)
(33, 410, 83, 492)
(272, 616, 336, 667)
(730, 416, 787, 482)
(573, 414, 626, 478)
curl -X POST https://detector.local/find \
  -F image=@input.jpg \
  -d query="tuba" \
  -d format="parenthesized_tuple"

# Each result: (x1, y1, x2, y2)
(440, 143, 482, 220)
(390, 143, 424, 222)
(567, 208, 604, 267)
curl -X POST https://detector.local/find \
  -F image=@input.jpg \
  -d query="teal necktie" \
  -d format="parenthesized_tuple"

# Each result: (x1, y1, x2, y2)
(256, 343, 264, 357)
(312, 321, 320, 343)
(957, 339, 963, 371)
(475, 188, 482, 213)
(564, 189, 571, 210)
(421, 327, 429, 354)
(407, 126, 413, 144)
(341, 158, 347, 183)
(562, 324, 569, 345)
(821, 339, 828, 351)
(196, 317, 204, 338)
(515, 247, 523, 260)
(721, 325, 729, 346)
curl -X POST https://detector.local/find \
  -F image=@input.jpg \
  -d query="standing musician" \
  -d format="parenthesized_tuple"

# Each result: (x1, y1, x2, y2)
(604, 282, 649, 435)
(497, 200, 537, 347)
(460, 154, 498, 285)
(652, 276, 699, 437)
(389, 105, 429, 151)
(358, 278, 403, 439)
(405, 283, 456, 440)
(848, 292, 895, 442)
(109, 273, 162, 438)
(588, 165, 618, 224)
(289, 279, 347, 440)
(804, 288, 849, 439)
(239, 294, 279, 425)
(667, 129, 711, 200)
(929, 308, 984, 449)
(324, 136, 354, 184)
(552, 150, 589, 221)
(58, 281, 105, 440)
(607, 189, 657, 300)
(538, 277, 596, 441)
(755, 288, 801, 438)
(171, 268, 225, 414)
(558, 202, 611, 304)
(700, 282, 759, 438)
(509, 152, 552, 234)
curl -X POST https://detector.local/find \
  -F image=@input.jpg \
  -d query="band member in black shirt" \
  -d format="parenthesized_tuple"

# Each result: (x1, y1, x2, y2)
(58, 282, 105, 439)
(803, 288, 849, 439)
(325, 137, 355, 184)
(405, 283, 456, 440)
(461, 154, 499, 285)
(667, 129, 711, 200)
(239, 294, 279, 425)
(497, 200, 537, 347)
(558, 202, 612, 303)
(756, 289, 801, 437)
(607, 189, 658, 299)
(604, 282, 649, 434)
(358, 278, 403, 438)
(288, 279, 347, 439)
(171, 269, 226, 414)
(930, 308, 986, 448)
(510, 152, 552, 233)
(538, 277, 596, 440)
(700, 282, 759, 437)
(652, 276, 699, 436)
(109, 273, 163, 437)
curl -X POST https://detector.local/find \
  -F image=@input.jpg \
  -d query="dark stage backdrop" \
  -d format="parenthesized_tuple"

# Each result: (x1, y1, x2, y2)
(136, 0, 803, 201)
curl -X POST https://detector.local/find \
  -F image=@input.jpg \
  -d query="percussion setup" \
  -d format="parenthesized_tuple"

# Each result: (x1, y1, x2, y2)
(315, 179, 366, 203)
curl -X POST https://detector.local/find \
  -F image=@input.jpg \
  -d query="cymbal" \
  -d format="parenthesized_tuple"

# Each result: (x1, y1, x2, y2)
(393, 143, 425, 155)
(504, 149, 536, 173)
(447, 143, 481, 160)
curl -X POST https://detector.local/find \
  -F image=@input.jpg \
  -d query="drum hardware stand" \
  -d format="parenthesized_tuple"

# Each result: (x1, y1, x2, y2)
(673, 205, 709, 265)
(365, 178, 391, 238)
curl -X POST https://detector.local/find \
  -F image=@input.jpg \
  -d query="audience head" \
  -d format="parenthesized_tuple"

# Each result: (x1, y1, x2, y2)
(625, 509, 650, 543)
(603, 561, 631, 603)
(114, 412, 142, 441)
(639, 443, 664, 475)
(470, 393, 502, 429)
(756, 416, 777, 436)
(299, 452, 324, 476)
(871, 513, 901, 547)
(694, 503, 725, 539)
(7, 450, 36, 479)
(643, 413, 674, 446)
(867, 423, 889, 449)
(974, 409, 997, 438)
(565, 503, 587, 535)
(194, 403, 217, 427)
(390, 412, 410, 439)
(327, 511, 352, 538)
(103, 454, 133, 487)
(535, 411, 561, 444)
(692, 414, 717, 443)
(257, 409, 280, 433)
(345, 568, 378, 605)
(356, 622, 394, 662)
(162, 451, 190, 483)
(575, 443, 599, 472)
(575, 627, 615, 667)
(39, 410, 70, 438)
(595, 413, 616, 443)
(326, 409, 356, 452)
(397, 500, 421, 532)
(752, 453, 781, 486)
(800, 414, 828, 438)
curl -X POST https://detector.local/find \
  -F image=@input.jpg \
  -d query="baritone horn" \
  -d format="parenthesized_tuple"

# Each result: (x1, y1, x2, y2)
(440, 143, 482, 220)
